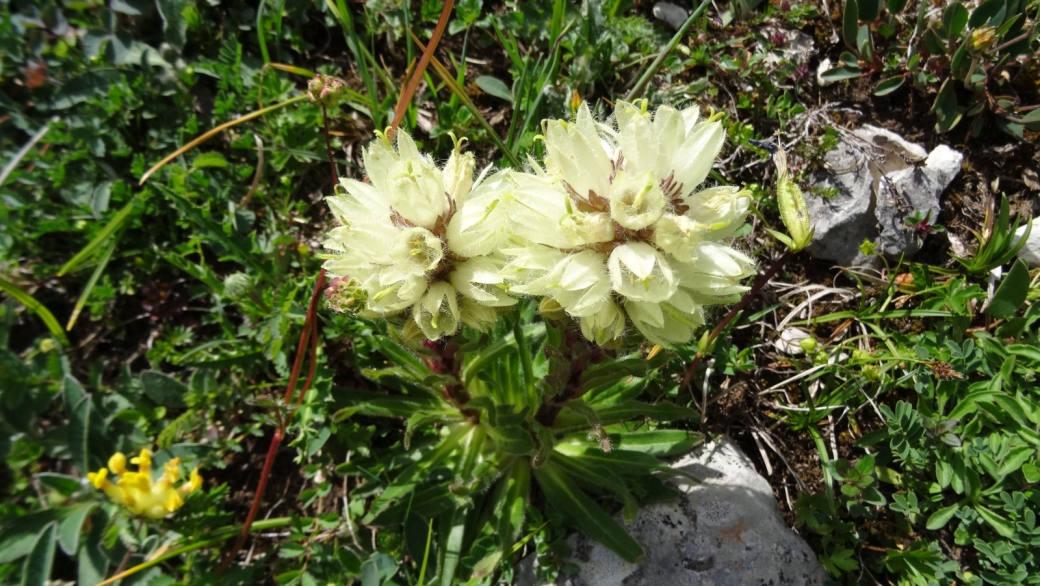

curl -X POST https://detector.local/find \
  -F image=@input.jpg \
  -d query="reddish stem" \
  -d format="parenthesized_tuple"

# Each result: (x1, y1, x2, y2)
(219, 269, 327, 571)
(388, 0, 455, 138)
(217, 427, 283, 573)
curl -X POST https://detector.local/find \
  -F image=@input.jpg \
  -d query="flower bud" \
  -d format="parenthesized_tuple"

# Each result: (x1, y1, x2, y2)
(799, 336, 818, 353)
(325, 276, 368, 314)
(968, 26, 997, 53)
(307, 74, 345, 108)
(579, 303, 626, 346)
(389, 157, 448, 228)
(223, 272, 253, 300)
(770, 147, 814, 252)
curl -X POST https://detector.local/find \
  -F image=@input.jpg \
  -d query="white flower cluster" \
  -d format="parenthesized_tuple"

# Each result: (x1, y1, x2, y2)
(323, 100, 755, 345)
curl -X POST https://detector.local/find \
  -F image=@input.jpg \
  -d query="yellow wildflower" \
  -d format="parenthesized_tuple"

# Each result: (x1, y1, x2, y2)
(87, 449, 202, 519)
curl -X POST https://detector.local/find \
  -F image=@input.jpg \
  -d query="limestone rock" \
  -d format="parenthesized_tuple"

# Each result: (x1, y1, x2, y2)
(804, 139, 875, 266)
(517, 439, 827, 586)
(805, 126, 963, 266)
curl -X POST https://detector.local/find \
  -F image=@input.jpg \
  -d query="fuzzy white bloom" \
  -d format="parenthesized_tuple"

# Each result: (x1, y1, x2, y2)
(503, 99, 755, 345)
(323, 100, 756, 346)
(323, 131, 510, 339)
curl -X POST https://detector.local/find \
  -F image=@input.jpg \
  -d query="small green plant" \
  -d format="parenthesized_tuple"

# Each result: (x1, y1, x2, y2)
(824, 0, 1040, 136)
(954, 194, 1032, 277)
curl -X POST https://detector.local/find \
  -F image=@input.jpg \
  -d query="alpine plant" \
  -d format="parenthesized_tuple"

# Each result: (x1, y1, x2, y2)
(323, 100, 755, 346)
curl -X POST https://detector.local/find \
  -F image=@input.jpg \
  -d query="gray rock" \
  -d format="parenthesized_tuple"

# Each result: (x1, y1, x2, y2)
(517, 439, 827, 586)
(873, 143, 962, 257)
(806, 126, 963, 265)
(805, 139, 876, 266)
(652, 2, 689, 30)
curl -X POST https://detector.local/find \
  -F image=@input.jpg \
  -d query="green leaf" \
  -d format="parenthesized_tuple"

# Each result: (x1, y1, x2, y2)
(63, 375, 91, 474)
(438, 508, 468, 586)
(942, 2, 968, 38)
(997, 446, 1034, 477)
(494, 459, 530, 545)
(155, 0, 188, 49)
(533, 461, 644, 563)
(925, 503, 959, 530)
(0, 277, 69, 346)
(470, 550, 503, 580)
(36, 473, 82, 497)
(51, 69, 122, 109)
(486, 424, 536, 455)
(474, 75, 513, 103)
(0, 510, 67, 565)
(842, 0, 860, 52)
(856, 24, 873, 59)
(975, 505, 1016, 538)
(858, 0, 880, 21)
(820, 65, 863, 82)
(1021, 108, 1040, 131)
(363, 426, 470, 524)
(21, 522, 56, 586)
(140, 370, 189, 407)
(1007, 344, 1040, 363)
(968, 0, 1007, 28)
(887, 0, 907, 12)
(606, 430, 704, 456)
(190, 152, 229, 170)
(931, 78, 963, 133)
(332, 387, 446, 418)
(874, 76, 905, 96)
(57, 504, 96, 556)
(370, 336, 435, 381)
(988, 259, 1030, 318)
(991, 393, 1030, 428)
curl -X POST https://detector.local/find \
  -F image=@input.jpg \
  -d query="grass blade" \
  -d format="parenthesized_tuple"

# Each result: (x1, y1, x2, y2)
(139, 95, 307, 185)
(256, 0, 271, 63)
(325, 0, 384, 129)
(0, 117, 56, 188)
(65, 237, 117, 331)
(624, 0, 712, 101)
(391, 0, 454, 135)
(0, 277, 69, 346)
(57, 191, 145, 277)
(409, 32, 523, 169)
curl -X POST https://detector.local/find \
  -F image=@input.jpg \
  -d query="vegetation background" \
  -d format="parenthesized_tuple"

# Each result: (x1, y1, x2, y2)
(1, 0, 1039, 584)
